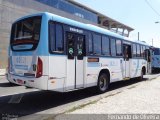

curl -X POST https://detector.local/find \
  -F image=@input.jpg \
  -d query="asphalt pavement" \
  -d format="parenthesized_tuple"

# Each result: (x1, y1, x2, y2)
(0, 74, 160, 120)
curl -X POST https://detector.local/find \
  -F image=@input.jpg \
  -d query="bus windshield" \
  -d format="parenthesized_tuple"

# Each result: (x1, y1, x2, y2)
(11, 16, 42, 51)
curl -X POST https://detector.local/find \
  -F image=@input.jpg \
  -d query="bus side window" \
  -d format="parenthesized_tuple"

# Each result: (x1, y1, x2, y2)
(128, 46, 132, 59)
(148, 50, 151, 62)
(123, 45, 132, 60)
(49, 22, 64, 54)
(137, 44, 141, 57)
(49, 22, 56, 52)
(132, 44, 137, 58)
(144, 49, 147, 60)
(145, 49, 151, 62)
(141, 46, 144, 58)
(116, 39, 122, 56)
(110, 38, 116, 56)
(55, 24, 64, 52)
(102, 36, 110, 56)
(88, 33, 93, 55)
(142, 46, 146, 58)
(93, 34, 101, 55)
(67, 33, 75, 59)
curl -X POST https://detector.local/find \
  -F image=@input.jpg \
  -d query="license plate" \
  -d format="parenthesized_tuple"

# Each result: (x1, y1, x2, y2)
(17, 79, 24, 84)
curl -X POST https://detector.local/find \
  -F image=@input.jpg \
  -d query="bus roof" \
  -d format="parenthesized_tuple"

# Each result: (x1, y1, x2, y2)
(13, 12, 149, 46)
(133, 40, 150, 47)
(12, 13, 44, 24)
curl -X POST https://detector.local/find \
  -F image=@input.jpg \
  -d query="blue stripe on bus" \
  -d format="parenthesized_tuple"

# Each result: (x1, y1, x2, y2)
(11, 12, 150, 57)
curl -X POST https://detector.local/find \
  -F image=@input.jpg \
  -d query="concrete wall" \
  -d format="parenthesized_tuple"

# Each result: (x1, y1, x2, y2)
(0, 0, 96, 68)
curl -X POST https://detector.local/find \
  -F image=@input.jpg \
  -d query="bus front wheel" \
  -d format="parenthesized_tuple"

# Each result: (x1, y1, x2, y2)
(97, 73, 109, 93)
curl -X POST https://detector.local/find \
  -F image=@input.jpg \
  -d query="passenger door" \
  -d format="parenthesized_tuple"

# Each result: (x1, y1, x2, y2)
(123, 44, 131, 78)
(66, 32, 85, 90)
(146, 49, 152, 74)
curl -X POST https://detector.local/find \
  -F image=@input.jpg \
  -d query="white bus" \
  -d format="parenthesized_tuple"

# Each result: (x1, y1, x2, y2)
(7, 12, 152, 93)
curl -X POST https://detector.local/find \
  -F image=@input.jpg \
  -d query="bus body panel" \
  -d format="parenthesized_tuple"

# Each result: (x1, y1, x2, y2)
(10, 55, 37, 77)
(130, 59, 139, 78)
(123, 60, 130, 78)
(8, 74, 48, 90)
(8, 12, 152, 92)
(48, 55, 66, 92)
(86, 57, 123, 85)
(65, 32, 86, 91)
(8, 14, 50, 88)
(8, 56, 49, 89)
(107, 58, 123, 82)
(76, 57, 85, 88)
(86, 58, 101, 87)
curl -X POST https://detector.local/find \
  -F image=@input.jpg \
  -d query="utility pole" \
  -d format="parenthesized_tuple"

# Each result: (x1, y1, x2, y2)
(152, 38, 153, 46)
(138, 32, 139, 41)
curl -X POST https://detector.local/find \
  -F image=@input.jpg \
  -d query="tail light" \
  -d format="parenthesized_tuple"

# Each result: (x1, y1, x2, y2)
(36, 57, 43, 78)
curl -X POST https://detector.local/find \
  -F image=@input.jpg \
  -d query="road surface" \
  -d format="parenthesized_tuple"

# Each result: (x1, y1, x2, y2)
(0, 74, 159, 120)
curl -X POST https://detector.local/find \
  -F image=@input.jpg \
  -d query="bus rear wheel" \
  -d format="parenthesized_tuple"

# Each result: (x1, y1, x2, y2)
(97, 73, 109, 93)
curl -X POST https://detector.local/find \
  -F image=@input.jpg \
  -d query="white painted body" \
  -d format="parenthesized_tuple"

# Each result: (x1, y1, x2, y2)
(8, 12, 150, 92)
(8, 54, 147, 92)
(48, 56, 147, 92)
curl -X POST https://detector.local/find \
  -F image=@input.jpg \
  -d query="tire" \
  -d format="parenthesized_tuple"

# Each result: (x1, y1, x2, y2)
(97, 73, 109, 93)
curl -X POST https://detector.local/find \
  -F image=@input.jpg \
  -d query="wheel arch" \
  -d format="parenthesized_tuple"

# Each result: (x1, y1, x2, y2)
(98, 69, 111, 83)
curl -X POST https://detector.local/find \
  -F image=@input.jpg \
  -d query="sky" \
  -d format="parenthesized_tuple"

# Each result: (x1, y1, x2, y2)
(75, 0, 160, 47)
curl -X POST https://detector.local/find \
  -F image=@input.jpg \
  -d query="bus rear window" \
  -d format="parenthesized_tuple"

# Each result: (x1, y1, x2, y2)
(11, 16, 42, 51)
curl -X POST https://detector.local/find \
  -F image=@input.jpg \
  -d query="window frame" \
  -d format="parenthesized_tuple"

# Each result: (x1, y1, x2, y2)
(88, 32, 93, 55)
(55, 23, 64, 52)
(48, 21, 65, 55)
(101, 35, 110, 56)
(136, 44, 141, 57)
(10, 16, 42, 52)
(141, 45, 144, 58)
(92, 33, 102, 55)
(110, 37, 116, 57)
(116, 39, 122, 56)
(132, 43, 137, 58)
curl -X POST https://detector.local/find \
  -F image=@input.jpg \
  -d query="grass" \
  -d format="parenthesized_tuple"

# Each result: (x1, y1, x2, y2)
(44, 100, 98, 120)
(65, 100, 98, 113)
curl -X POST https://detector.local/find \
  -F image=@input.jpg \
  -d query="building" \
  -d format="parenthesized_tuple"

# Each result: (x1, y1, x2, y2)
(0, 0, 134, 68)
